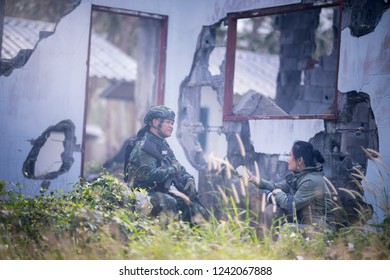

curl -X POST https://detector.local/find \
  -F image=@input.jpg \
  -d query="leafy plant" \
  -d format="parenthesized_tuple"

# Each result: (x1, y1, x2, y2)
(1, 152, 390, 260)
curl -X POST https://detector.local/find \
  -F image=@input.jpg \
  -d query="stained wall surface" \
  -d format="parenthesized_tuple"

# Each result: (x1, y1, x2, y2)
(338, 8, 390, 223)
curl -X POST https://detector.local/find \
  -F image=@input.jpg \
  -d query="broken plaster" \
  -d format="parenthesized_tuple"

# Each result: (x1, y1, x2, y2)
(177, 10, 379, 227)
(0, 0, 81, 76)
(343, 0, 390, 37)
(22, 119, 79, 181)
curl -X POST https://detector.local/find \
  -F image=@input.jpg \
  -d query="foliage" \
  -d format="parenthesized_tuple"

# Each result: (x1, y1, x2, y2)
(4, 0, 76, 22)
(1, 166, 390, 260)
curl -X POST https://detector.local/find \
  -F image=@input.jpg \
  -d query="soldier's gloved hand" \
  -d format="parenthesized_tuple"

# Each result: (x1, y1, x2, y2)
(170, 159, 182, 173)
(184, 178, 197, 199)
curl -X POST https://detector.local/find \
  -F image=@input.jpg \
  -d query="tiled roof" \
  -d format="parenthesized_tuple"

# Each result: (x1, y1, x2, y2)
(1, 17, 55, 59)
(209, 47, 279, 98)
(2, 16, 137, 81)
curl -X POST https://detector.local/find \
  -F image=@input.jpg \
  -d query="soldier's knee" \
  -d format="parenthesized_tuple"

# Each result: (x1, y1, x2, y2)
(162, 194, 177, 211)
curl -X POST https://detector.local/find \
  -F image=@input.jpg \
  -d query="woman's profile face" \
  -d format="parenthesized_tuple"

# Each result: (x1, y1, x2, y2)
(288, 149, 298, 172)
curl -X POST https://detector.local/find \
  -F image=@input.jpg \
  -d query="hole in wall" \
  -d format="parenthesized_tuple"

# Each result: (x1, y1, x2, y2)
(22, 119, 78, 180)
(0, 0, 81, 76)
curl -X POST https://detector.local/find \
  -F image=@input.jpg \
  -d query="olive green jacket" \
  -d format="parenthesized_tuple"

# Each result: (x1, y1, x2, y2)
(259, 165, 334, 228)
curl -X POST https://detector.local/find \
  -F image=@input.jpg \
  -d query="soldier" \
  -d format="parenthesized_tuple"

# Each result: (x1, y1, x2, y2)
(125, 105, 209, 225)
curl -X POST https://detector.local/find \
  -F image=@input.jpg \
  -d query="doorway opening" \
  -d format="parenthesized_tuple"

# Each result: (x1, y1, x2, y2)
(83, 6, 167, 179)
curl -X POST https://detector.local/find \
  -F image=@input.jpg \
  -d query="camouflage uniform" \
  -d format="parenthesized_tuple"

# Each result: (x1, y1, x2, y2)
(126, 105, 209, 224)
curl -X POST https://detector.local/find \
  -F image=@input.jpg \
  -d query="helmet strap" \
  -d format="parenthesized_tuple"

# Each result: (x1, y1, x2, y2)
(150, 118, 165, 138)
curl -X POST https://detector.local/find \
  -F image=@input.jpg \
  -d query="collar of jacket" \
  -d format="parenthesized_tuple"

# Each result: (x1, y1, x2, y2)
(285, 164, 323, 188)
(145, 131, 169, 146)
(293, 163, 323, 177)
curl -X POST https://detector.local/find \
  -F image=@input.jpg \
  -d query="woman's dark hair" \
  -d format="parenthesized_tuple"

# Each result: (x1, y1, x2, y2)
(292, 141, 324, 167)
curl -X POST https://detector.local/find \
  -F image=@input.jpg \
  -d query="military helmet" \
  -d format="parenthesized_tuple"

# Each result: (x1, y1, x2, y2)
(144, 105, 175, 125)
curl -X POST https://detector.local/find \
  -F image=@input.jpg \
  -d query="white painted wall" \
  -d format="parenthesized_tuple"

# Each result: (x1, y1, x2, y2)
(338, 9, 390, 223)
(250, 119, 325, 155)
(1, 0, 293, 194)
(0, 2, 91, 195)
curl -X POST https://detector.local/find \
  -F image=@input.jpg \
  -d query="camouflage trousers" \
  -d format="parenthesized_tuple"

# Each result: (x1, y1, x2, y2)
(148, 191, 178, 218)
(148, 191, 209, 225)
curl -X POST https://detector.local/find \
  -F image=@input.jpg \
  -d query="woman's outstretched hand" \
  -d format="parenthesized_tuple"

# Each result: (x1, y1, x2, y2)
(245, 168, 260, 186)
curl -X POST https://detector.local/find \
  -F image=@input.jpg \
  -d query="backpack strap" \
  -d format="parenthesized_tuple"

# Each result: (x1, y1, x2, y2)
(123, 136, 140, 182)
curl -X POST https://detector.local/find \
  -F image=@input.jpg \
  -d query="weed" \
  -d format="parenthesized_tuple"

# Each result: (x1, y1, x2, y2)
(0, 149, 389, 259)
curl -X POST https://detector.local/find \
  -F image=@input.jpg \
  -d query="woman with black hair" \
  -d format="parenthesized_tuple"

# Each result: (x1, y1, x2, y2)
(247, 140, 335, 237)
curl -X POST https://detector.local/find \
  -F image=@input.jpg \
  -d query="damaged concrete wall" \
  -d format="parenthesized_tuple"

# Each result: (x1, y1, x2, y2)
(339, 2, 390, 224)
(0, 1, 81, 76)
(0, 0, 221, 195)
(0, 2, 90, 195)
(0, 0, 389, 227)
(177, 0, 390, 226)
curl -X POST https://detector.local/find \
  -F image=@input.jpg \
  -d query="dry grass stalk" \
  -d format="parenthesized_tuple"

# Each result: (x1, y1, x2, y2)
(217, 185, 228, 204)
(235, 133, 246, 158)
(231, 183, 240, 204)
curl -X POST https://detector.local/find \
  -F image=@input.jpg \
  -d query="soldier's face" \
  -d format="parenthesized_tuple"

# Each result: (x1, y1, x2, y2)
(152, 118, 174, 138)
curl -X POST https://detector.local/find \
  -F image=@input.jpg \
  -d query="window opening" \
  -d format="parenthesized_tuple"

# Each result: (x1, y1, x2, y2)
(223, 1, 341, 120)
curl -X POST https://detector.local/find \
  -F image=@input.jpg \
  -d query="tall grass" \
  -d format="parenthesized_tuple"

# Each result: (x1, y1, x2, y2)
(357, 148, 390, 223)
(0, 147, 389, 260)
